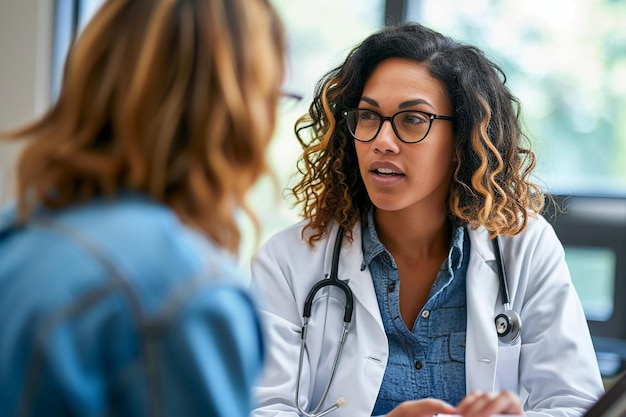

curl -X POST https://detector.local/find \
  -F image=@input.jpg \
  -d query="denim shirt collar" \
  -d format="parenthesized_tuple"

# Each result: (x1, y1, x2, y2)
(361, 208, 465, 272)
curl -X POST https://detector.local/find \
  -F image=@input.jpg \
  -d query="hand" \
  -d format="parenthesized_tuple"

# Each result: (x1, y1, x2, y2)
(455, 390, 523, 417)
(386, 398, 458, 417)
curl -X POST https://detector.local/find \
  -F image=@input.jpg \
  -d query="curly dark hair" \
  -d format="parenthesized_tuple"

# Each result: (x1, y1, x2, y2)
(291, 22, 544, 244)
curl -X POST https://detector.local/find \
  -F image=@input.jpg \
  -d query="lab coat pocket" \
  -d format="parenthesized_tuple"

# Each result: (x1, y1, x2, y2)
(495, 344, 520, 391)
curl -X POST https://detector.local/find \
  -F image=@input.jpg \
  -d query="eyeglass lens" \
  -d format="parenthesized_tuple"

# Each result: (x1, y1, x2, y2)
(345, 109, 433, 143)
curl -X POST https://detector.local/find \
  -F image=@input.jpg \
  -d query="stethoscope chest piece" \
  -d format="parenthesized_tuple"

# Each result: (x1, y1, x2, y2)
(495, 309, 522, 344)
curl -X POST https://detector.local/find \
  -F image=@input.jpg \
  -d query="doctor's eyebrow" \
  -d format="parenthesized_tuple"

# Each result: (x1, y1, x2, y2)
(359, 96, 435, 110)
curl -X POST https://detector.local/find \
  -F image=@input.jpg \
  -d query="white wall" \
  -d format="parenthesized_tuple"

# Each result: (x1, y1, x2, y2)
(0, 0, 54, 203)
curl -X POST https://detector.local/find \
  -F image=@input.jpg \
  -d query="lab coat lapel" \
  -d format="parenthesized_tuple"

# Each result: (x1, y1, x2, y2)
(465, 226, 500, 392)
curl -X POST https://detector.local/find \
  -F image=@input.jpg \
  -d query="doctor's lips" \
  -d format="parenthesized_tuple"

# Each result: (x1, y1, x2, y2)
(369, 161, 405, 177)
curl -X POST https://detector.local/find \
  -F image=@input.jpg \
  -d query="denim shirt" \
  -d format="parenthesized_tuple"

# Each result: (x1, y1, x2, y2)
(361, 212, 470, 415)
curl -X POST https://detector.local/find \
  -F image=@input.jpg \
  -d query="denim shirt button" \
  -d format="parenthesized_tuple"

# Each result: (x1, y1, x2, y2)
(415, 361, 423, 370)
(421, 310, 430, 318)
(387, 282, 396, 292)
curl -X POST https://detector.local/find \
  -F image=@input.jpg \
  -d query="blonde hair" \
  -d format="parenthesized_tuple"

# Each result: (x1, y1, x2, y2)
(1, 0, 286, 252)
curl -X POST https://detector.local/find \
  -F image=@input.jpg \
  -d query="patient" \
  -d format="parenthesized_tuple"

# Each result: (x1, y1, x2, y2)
(0, 0, 285, 416)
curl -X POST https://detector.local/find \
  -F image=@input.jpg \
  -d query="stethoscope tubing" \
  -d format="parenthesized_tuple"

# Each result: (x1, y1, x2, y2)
(296, 227, 352, 417)
(492, 236, 511, 308)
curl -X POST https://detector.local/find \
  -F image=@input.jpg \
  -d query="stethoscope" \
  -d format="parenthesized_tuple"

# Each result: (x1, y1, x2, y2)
(296, 226, 352, 417)
(295, 226, 522, 417)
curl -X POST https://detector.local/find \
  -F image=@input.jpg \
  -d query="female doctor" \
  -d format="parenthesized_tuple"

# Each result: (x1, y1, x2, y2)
(250, 23, 604, 417)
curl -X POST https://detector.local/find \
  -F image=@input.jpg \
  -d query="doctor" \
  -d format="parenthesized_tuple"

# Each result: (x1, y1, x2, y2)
(251, 23, 604, 417)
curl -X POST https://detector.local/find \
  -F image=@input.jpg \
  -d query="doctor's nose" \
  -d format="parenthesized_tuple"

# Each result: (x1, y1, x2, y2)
(373, 119, 401, 153)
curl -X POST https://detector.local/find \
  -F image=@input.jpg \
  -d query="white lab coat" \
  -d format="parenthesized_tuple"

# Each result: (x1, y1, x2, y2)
(250, 215, 604, 417)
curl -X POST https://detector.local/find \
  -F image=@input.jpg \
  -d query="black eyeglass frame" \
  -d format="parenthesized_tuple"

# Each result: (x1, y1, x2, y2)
(280, 91, 304, 102)
(342, 108, 455, 144)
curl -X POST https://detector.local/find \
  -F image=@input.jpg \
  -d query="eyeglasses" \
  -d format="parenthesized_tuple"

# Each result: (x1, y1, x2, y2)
(281, 91, 303, 102)
(279, 91, 303, 112)
(342, 108, 455, 144)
